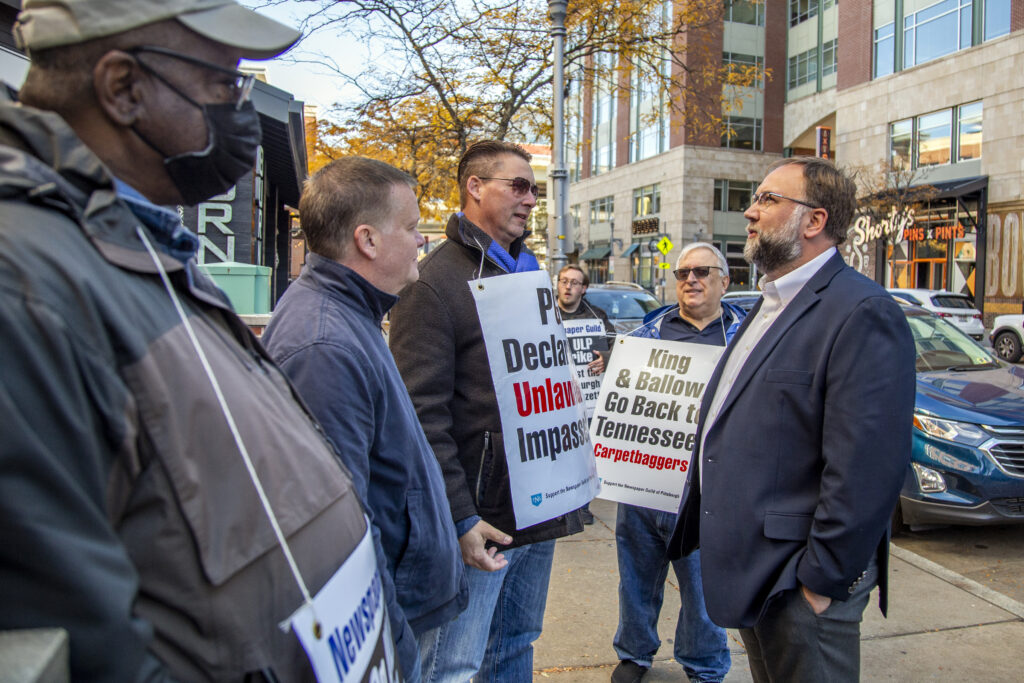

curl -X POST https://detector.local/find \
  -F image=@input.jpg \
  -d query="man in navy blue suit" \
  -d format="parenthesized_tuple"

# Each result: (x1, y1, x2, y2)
(669, 157, 915, 682)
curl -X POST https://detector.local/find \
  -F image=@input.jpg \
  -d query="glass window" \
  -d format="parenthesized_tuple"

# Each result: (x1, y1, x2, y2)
(890, 119, 913, 170)
(789, 0, 818, 27)
(714, 180, 756, 211)
(917, 109, 952, 167)
(903, 0, 973, 69)
(724, 0, 764, 26)
(633, 184, 661, 217)
(985, 0, 1011, 40)
(721, 117, 762, 150)
(957, 101, 983, 161)
(591, 52, 617, 176)
(821, 39, 837, 77)
(630, 52, 671, 163)
(723, 51, 764, 87)
(788, 47, 818, 89)
(589, 196, 614, 223)
(874, 23, 895, 78)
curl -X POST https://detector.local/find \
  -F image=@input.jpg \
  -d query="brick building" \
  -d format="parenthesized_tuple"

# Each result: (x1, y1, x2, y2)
(567, 0, 1023, 320)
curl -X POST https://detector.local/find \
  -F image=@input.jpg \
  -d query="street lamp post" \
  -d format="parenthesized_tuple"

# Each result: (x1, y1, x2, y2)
(548, 0, 568, 275)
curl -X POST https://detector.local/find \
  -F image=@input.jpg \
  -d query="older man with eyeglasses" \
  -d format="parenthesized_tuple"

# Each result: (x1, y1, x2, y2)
(669, 158, 915, 683)
(610, 242, 745, 683)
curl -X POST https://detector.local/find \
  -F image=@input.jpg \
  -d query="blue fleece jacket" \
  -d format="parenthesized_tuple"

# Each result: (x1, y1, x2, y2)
(263, 254, 468, 677)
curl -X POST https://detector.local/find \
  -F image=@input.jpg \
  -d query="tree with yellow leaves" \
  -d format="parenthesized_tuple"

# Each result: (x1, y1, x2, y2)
(278, 0, 765, 211)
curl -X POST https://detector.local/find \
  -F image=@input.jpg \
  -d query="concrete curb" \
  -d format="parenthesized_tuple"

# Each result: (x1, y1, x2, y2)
(890, 544, 1024, 619)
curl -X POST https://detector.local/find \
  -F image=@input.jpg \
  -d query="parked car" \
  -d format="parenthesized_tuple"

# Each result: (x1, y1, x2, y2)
(888, 288, 985, 340)
(582, 281, 662, 334)
(720, 291, 761, 312)
(894, 303, 1024, 531)
(990, 314, 1024, 363)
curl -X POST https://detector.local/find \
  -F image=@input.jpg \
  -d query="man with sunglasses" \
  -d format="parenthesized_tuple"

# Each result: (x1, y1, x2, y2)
(0, 2, 373, 680)
(669, 158, 915, 682)
(611, 242, 743, 683)
(390, 140, 585, 682)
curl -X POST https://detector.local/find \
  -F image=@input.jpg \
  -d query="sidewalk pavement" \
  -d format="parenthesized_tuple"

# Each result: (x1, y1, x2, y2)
(533, 498, 1024, 682)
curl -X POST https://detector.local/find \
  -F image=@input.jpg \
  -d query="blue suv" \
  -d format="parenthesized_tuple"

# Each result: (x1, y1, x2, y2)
(896, 304, 1024, 530)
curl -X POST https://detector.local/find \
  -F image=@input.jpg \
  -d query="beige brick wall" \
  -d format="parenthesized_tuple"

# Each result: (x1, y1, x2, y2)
(835, 31, 1024, 206)
(568, 145, 778, 272)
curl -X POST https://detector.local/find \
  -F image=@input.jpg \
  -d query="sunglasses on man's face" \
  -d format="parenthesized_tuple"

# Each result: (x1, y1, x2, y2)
(477, 176, 539, 198)
(673, 266, 723, 281)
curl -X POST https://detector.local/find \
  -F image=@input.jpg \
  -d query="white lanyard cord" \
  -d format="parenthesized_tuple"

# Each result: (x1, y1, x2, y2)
(136, 227, 316, 613)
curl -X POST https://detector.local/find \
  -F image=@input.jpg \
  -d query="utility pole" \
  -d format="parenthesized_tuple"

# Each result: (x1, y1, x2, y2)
(548, 0, 568, 275)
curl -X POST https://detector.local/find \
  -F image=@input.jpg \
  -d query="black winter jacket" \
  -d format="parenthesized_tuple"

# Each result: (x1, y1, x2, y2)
(389, 214, 584, 548)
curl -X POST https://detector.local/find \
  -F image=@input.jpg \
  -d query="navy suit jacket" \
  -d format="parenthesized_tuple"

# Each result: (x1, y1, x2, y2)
(668, 252, 915, 629)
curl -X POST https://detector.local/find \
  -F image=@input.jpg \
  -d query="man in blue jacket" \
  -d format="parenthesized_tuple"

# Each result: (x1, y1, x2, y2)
(612, 243, 745, 683)
(263, 157, 467, 683)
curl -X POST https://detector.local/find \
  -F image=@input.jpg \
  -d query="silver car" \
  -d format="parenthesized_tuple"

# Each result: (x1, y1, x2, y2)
(888, 288, 985, 340)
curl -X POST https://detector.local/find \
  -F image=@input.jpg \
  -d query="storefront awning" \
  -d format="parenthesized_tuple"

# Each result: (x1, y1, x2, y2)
(621, 243, 640, 257)
(925, 175, 988, 200)
(579, 245, 610, 260)
(251, 80, 308, 208)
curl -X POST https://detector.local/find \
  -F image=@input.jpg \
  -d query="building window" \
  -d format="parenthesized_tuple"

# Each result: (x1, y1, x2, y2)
(591, 52, 617, 176)
(590, 196, 614, 223)
(821, 39, 837, 77)
(789, 0, 818, 27)
(874, 23, 895, 78)
(957, 101, 983, 161)
(985, 0, 1011, 40)
(630, 60, 670, 162)
(567, 71, 585, 182)
(714, 180, 757, 212)
(903, 0, 973, 70)
(890, 118, 913, 170)
(918, 109, 953, 167)
(723, 51, 764, 86)
(889, 102, 982, 170)
(633, 184, 661, 217)
(788, 47, 818, 89)
(721, 116, 762, 150)
(724, 0, 764, 26)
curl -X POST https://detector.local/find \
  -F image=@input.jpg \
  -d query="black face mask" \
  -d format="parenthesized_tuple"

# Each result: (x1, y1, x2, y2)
(160, 100, 262, 205)
(131, 66, 262, 206)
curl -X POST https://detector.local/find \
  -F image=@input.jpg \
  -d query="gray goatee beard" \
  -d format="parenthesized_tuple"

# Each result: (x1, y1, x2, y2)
(744, 206, 806, 274)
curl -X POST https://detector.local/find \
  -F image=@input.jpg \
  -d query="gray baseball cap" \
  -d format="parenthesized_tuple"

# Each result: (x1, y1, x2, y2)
(14, 0, 301, 59)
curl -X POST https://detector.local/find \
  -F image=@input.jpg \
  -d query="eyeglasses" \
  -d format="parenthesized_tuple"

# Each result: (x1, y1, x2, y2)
(673, 266, 723, 281)
(477, 176, 539, 198)
(557, 278, 584, 288)
(127, 45, 256, 110)
(749, 191, 820, 210)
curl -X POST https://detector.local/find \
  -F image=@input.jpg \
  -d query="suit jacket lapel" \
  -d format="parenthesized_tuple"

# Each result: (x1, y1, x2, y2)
(706, 253, 847, 431)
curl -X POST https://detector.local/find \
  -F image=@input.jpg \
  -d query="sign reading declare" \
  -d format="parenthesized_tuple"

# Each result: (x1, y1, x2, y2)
(563, 318, 609, 420)
(289, 525, 403, 683)
(591, 337, 723, 512)
(472, 270, 600, 529)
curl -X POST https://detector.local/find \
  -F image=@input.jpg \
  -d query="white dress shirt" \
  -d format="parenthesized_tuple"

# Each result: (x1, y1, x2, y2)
(699, 247, 837, 489)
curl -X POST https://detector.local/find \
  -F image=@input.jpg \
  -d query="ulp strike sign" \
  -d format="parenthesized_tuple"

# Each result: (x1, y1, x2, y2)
(472, 270, 599, 529)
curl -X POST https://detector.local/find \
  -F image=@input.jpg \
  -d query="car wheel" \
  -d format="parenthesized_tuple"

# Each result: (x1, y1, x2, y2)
(993, 331, 1023, 363)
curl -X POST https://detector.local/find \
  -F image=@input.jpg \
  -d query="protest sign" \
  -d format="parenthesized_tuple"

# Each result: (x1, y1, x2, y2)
(563, 318, 609, 420)
(289, 526, 402, 683)
(472, 270, 600, 529)
(591, 336, 723, 512)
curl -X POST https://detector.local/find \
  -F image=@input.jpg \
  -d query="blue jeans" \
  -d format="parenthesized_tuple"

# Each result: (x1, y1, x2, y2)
(419, 540, 556, 683)
(614, 504, 730, 682)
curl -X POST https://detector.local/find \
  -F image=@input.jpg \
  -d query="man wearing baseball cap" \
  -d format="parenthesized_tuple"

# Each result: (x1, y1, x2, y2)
(0, 2, 375, 681)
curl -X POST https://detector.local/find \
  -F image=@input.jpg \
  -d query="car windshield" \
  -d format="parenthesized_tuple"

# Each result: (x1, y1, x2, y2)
(931, 294, 973, 309)
(904, 309, 997, 371)
(584, 290, 661, 320)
